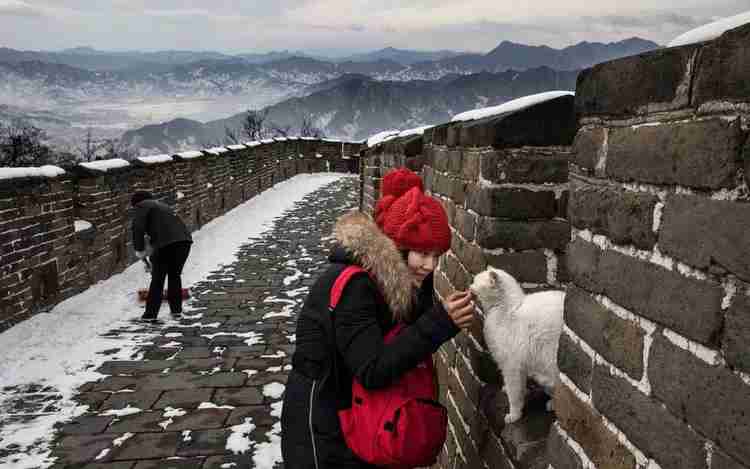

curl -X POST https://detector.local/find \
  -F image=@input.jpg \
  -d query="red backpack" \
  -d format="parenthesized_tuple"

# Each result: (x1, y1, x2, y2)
(329, 266, 448, 469)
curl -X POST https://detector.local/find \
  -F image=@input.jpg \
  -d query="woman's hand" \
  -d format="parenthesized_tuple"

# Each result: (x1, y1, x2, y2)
(442, 290, 475, 330)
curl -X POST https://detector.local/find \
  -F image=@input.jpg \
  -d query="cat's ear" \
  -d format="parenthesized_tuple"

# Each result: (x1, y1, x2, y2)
(489, 269, 500, 284)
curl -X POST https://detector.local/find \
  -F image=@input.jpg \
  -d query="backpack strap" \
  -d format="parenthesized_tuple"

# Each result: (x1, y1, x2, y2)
(329, 265, 367, 310)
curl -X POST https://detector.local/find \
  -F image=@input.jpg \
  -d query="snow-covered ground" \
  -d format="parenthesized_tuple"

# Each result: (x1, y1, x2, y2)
(0, 173, 349, 469)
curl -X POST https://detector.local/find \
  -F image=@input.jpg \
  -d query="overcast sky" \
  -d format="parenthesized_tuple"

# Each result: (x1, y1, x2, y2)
(0, 0, 748, 54)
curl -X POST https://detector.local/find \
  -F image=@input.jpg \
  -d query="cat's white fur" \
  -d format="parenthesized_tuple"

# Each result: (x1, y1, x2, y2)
(470, 267, 564, 424)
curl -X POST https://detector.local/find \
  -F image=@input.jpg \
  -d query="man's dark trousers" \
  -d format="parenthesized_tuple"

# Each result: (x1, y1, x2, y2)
(144, 241, 192, 318)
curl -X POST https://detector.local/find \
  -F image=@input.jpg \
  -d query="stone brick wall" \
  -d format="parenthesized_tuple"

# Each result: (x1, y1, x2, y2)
(549, 23, 750, 469)
(0, 140, 360, 332)
(360, 93, 576, 469)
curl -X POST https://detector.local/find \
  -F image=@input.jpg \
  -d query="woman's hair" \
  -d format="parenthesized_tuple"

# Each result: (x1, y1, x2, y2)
(131, 191, 154, 207)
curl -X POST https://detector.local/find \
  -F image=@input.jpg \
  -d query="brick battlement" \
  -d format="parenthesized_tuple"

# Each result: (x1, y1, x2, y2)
(0, 139, 363, 332)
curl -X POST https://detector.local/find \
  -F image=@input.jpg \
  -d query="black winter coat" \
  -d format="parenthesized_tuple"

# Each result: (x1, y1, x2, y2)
(132, 199, 192, 253)
(281, 212, 459, 469)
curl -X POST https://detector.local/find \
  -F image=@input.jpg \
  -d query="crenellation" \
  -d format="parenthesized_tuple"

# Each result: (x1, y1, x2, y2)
(0, 140, 360, 331)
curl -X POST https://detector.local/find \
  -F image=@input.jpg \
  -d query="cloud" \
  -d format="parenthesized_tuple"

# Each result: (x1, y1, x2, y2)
(0, 0, 45, 17)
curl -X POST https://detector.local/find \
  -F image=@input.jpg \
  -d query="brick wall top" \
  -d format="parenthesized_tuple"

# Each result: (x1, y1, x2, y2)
(427, 94, 576, 148)
(576, 22, 750, 118)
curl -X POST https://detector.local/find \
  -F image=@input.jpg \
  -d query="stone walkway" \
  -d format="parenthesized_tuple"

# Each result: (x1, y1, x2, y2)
(31, 176, 357, 469)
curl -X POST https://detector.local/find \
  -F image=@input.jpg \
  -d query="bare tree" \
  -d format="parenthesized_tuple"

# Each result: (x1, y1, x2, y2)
(242, 109, 270, 141)
(0, 120, 54, 167)
(270, 123, 292, 138)
(76, 128, 104, 162)
(100, 138, 137, 161)
(299, 115, 325, 138)
(223, 126, 240, 145)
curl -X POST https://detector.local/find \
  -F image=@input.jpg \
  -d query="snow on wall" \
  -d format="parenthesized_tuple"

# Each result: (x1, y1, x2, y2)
(136, 154, 173, 165)
(366, 129, 401, 148)
(205, 147, 229, 156)
(245, 141, 262, 147)
(451, 91, 575, 122)
(226, 144, 248, 151)
(0, 166, 65, 180)
(176, 150, 204, 159)
(398, 125, 433, 138)
(668, 10, 750, 47)
(79, 159, 130, 172)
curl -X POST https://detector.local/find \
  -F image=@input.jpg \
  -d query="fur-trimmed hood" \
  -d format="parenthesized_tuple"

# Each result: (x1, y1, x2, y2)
(332, 210, 416, 321)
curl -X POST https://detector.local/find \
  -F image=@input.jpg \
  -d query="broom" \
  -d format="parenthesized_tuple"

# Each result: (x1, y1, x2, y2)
(137, 257, 190, 302)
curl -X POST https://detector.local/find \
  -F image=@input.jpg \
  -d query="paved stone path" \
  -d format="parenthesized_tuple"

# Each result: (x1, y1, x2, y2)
(18, 176, 357, 469)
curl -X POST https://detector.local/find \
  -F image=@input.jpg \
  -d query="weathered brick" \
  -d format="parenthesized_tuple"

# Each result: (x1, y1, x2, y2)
(484, 250, 548, 284)
(454, 207, 476, 241)
(461, 150, 481, 182)
(575, 45, 697, 116)
(479, 432, 514, 469)
(567, 239, 723, 345)
(476, 218, 570, 251)
(607, 119, 741, 189)
(568, 182, 657, 249)
(565, 287, 644, 380)
(558, 333, 593, 394)
(693, 22, 750, 106)
(724, 293, 750, 374)
(711, 447, 748, 469)
(572, 127, 606, 171)
(467, 185, 557, 219)
(554, 382, 636, 469)
(659, 195, 750, 282)
(458, 94, 577, 148)
(649, 334, 750, 463)
(593, 364, 706, 469)
(481, 148, 569, 184)
(450, 233, 486, 275)
(546, 425, 584, 469)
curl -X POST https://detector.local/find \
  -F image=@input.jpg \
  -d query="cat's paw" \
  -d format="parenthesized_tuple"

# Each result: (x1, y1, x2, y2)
(504, 411, 521, 424)
(546, 400, 555, 412)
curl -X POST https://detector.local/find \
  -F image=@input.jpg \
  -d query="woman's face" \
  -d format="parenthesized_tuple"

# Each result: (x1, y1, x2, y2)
(406, 250, 440, 287)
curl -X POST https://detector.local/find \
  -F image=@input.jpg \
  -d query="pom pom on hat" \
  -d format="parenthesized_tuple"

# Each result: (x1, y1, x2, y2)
(381, 187, 451, 254)
(380, 167, 423, 198)
(375, 167, 423, 229)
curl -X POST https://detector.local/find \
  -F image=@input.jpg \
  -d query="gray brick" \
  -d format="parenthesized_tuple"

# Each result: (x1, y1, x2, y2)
(467, 185, 557, 219)
(649, 334, 750, 463)
(567, 239, 724, 345)
(572, 127, 605, 171)
(476, 218, 570, 251)
(569, 182, 658, 250)
(659, 195, 750, 282)
(557, 333, 593, 394)
(607, 119, 741, 189)
(564, 286, 644, 380)
(724, 293, 750, 374)
(693, 22, 750, 106)
(593, 364, 705, 469)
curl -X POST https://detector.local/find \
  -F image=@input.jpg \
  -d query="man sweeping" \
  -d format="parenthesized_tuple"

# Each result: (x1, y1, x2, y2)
(131, 191, 193, 322)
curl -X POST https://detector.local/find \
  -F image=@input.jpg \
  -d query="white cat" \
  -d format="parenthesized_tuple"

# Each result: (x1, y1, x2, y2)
(470, 267, 565, 424)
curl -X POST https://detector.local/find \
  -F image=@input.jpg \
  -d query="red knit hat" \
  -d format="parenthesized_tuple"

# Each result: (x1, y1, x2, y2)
(380, 186, 451, 254)
(375, 167, 424, 229)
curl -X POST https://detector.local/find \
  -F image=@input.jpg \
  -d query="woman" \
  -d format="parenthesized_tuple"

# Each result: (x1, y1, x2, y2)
(281, 168, 475, 468)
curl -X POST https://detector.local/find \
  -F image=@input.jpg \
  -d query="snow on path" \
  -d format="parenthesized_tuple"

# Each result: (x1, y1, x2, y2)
(0, 173, 349, 468)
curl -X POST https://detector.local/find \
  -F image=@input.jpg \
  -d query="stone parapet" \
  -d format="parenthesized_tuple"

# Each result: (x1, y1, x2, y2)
(0, 140, 360, 332)
(551, 22, 750, 469)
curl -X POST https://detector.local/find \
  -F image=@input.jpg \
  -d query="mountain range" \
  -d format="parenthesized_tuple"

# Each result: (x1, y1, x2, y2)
(0, 37, 660, 154)
(121, 67, 580, 153)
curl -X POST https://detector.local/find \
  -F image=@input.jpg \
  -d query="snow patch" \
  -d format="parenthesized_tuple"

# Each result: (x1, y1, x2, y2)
(263, 382, 285, 400)
(176, 150, 204, 159)
(74, 220, 92, 232)
(0, 165, 66, 180)
(366, 129, 401, 148)
(451, 91, 575, 122)
(226, 418, 256, 454)
(669, 11, 750, 47)
(79, 159, 130, 172)
(137, 154, 173, 165)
